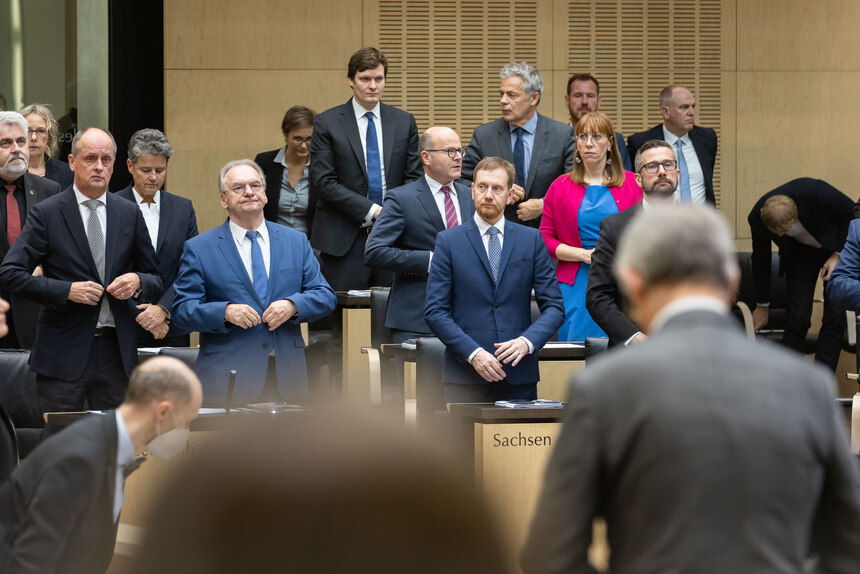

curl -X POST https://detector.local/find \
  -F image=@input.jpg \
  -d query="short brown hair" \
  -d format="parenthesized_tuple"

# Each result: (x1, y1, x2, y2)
(760, 195, 798, 235)
(633, 139, 674, 172)
(280, 105, 315, 137)
(566, 73, 599, 95)
(348, 47, 388, 79)
(571, 112, 625, 187)
(473, 156, 516, 189)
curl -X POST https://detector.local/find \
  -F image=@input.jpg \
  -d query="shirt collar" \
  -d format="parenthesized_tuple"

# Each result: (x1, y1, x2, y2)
(510, 111, 539, 135)
(274, 145, 287, 167)
(353, 98, 381, 122)
(661, 125, 690, 146)
(473, 211, 505, 237)
(73, 185, 106, 206)
(229, 218, 269, 245)
(649, 295, 728, 334)
(131, 188, 161, 206)
(425, 174, 457, 196)
(115, 410, 135, 468)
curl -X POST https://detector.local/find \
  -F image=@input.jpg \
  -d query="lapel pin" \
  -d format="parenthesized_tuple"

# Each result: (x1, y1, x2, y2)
(29, 189, 34, 195)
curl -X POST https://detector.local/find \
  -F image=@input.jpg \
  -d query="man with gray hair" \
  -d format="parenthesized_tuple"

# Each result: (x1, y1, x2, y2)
(461, 62, 573, 227)
(0, 111, 60, 348)
(522, 206, 860, 573)
(117, 128, 198, 347)
(173, 159, 336, 405)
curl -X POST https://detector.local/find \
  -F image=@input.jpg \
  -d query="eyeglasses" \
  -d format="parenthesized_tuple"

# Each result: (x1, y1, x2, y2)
(227, 182, 264, 195)
(28, 128, 47, 138)
(576, 133, 606, 145)
(639, 160, 677, 174)
(426, 148, 465, 159)
(289, 136, 312, 146)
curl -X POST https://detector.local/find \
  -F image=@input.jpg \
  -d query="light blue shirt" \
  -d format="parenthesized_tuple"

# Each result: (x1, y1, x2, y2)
(508, 112, 538, 185)
(274, 146, 310, 235)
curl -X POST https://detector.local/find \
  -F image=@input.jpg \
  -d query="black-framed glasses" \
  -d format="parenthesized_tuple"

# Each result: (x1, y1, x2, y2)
(426, 148, 464, 159)
(639, 160, 677, 174)
(289, 136, 312, 146)
(228, 182, 264, 195)
(28, 128, 47, 138)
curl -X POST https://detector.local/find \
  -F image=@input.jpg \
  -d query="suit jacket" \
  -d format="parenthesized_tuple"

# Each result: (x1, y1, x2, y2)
(43, 156, 74, 190)
(116, 185, 199, 341)
(172, 220, 336, 404)
(461, 114, 575, 228)
(826, 219, 860, 309)
(365, 177, 474, 334)
(424, 217, 564, 385)
(0, 412, 123, 573)
(584, 204, 642, 346)
(522, 308, 860, 573)
(0, 173, 61, 348)
(748, 178, 855, 304)
(0, 187, 162, 379)
(254, 147, 315, 233)
(627, 124, 718, 205)
(309, 100, 422, 257)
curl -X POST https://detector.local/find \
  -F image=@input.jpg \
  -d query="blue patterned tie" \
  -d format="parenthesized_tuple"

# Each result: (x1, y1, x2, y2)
(676, 138, 692, 203)
(513, 127, 526, 188)
(245, 230, 268, 302)
(365, 111, 384, 205)
(487, 226, 501, 282)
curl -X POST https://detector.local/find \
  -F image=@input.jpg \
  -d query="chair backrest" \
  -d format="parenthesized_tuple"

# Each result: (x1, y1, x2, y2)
(157, 347, 200, 371)
(584, 337, 609, 364)
(370, 287, 392, 349)
(735, 251, 788, 328)
(0, 350, 44, 428)
(0, 403, 20, 484)
(415, 336, 447, 420)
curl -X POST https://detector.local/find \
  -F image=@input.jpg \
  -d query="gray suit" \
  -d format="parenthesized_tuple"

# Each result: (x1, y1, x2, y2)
(461, 114, 573, 228)
(522, 308, 860, 574)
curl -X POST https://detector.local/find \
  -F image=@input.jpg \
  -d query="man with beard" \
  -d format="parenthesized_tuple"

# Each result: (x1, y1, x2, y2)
(586, 139, 679, 346)
(0, 111, 60, 348)
(565, 73, 632, 171)
(424, 156, 563, 403)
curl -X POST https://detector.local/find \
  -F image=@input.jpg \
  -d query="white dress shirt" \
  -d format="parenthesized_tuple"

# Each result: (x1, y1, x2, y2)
(228, 219, 270, 282)
(74, 186, 107, 240)
(131, 188, 161, 250)
(662, 127, 706, 205)
(352, 98, 387, 224)
(426, 174, 462, 227)
(114, 410, 135, 523)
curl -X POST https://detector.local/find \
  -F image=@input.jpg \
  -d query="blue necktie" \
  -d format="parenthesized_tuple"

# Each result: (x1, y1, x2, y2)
(676, 138, 692, 203)
(513, 127, 526, 189)
(246, 230, 268, 302)
(365, 111, 384, 205)
(487, 226, 501, 282)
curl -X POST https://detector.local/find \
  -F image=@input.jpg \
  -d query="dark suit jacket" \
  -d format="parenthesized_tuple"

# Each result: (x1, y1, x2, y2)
(0, 187, 162, 379)
(309, 100, 422, 257)
(424, 217, 564, 385)
(43, 156, 74, 190)
(461, 114, 574, 227)
(0, 412, 122, 573)
(365, 177, 474, 334)
(116, 186, 199, 341)
(627, 124, 718, 205)
(748, 178, 855, 303)
(173, 220, 336, 404)
(522, 309, 860, 573)
(0, 173, 61, 348)
(254, 147, 314, 233)
(585, 204, 641, 346)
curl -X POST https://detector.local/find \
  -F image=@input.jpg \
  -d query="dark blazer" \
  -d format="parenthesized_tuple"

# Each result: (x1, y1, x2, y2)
(627, 124, 718, 205)
(43, 156, 74, 190)
(461, 114, 574, 227)
(116, 185, 199, 341)
(748, 178, 855, 303)
(424, 217, 564, 386)
(0, 173, 61, 348)
(829, 219, 860, 309)
(0, 412, 123, 573)
(585, 204, 642, 346)
(173, 220, 336, 404)
(0, 187, 162, 379)
(522, 309, 860, 574)
(365, 177, 474, 334)
(309, 100, 422, 257)
(254, 147, 314, 233)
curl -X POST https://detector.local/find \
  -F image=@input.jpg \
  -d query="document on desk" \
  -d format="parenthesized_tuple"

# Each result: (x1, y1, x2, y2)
(494, 399, 564, 409)
(542, 342, 585, 349)
(346, 289, 372, 297)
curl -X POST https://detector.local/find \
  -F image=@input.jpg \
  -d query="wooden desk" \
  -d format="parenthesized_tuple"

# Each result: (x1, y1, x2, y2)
(337, 292, 372, 404)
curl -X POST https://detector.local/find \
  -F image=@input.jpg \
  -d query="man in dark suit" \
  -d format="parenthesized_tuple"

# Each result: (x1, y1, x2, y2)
(0, 356, 203, 574)
(586, 139, 678, 346)
(117, 128, 198, 347)
(365, 126, 474, 342)
(309, 47, 422, 291)
(173, 159, 336, 405)
(748, 178, 854, 371)
(425, 157, 563, 403)
(522, 206, 860, 574)
(627, 85, 717, 205)
(564, 73, 632, 171)
(0, 111, 61, 349)
(462, 62, 574, 228)
(0, 127, 162, 411)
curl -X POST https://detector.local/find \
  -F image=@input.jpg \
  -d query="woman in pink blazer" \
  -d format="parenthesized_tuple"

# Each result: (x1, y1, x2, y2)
(540, 112, 642, 341)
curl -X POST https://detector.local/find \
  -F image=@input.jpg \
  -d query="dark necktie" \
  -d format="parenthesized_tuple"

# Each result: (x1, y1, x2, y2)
(365, 111, 384, 205)
(487, 226, 501, 282)
(84, 199, 113, 326)
(441, 185, 458, 229)
(676, 139, 692, 202)
(513, 127, 526, 189)
(5, 184, 21, 246)
(246, 230, 268, 302)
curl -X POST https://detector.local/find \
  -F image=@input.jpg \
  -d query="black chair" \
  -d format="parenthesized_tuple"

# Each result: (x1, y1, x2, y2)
(157, 347, 199, 371)
(584, 337, 609, 365)
(361, 288, 393, 405)
(0, 403, 20, 483)
(0, 350, 44, 429)
(415, 336, 447, 424)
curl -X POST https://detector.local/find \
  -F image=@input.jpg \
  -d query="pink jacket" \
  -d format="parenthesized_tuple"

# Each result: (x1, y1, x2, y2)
(540, 171, 642, 285)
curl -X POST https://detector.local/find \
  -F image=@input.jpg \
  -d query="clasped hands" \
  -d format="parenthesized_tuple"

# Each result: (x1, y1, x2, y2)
(68, 272, 141, 305)
(470, 337, 530, 382)
(225, 299, 296, 331)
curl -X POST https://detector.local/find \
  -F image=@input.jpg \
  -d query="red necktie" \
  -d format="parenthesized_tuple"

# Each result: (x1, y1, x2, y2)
(441, 185, 459, 229)
(5, 184, 21, 246)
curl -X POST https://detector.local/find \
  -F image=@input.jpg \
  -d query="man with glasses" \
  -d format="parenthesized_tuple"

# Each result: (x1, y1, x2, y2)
(462, 62, 574, 227)
(365, 127, 475, 344)
(586, 139, 680, 346)
(172, 159, 336, 405)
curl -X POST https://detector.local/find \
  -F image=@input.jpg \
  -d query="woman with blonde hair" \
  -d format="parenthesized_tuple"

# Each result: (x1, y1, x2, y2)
(20, 103, 73, 189)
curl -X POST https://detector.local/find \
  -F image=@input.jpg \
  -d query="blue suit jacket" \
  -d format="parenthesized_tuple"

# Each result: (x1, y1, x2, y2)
(172, 220, 336, 404)
(828, 219, 860, 310)
(364, 177, 474, 334)
(116, 186, 199, 339)
(424, 217, 564, 386)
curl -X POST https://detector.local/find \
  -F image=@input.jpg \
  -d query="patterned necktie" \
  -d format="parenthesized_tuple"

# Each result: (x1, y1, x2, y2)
(676, 138, 692, 203)
(441, 185, 458, 229)
(5, 184, 21, 246)
(487, 226, 501, 282)
(364, 111, 384, 205)
(246, 230, 268, 302)
(513, 127, 526, 189)
(84, 199, 113, 326)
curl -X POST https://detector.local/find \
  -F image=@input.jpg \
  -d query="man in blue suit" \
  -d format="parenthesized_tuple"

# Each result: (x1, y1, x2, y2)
(827, 217, 860, 315)
(425, 156, 564, 403)
(172, 159, 336, 405)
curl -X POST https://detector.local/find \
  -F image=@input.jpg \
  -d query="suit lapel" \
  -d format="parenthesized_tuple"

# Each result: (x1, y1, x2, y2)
(265, 221, 281, 303)
(415, 178, 446, 231)
(155, 192, 171, 254)
(216, 220, 260, 306)
(525, 115, 548, 196)
(380, 104, 395, 181)
(104, 194, 120, 282)
(338, 101, 367, 177)
(60, 190, 102, 281)
(496, 119, 514, 160)
(465, 219, 495, 283)
(495, 220, 516, 284)
(455, 181, 474, 222)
